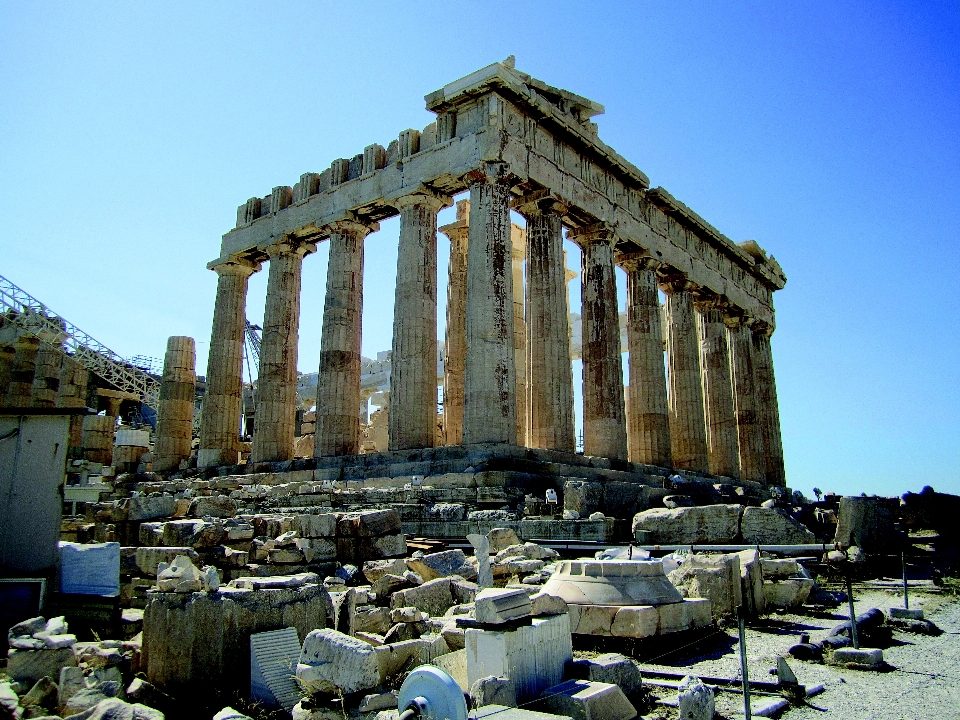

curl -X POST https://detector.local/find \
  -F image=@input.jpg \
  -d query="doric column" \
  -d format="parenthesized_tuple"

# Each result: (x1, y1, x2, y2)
(389, 192, 449, 451)
(659, 274, 709, 473)
(619, 254, 671, 467)
(439, 200, 469, 445)
(5, 336, 40, 407)
(510, 223, 527, 446)
(198, 259, 259, 468)
(695, 295, 740, 478)
(153, 336, 197, 473)
(514, 193, 575, 453)
(462, 162, 517, 445)
(752, 323, 786, 486)
(315, 220, 377, 457)
(250, 240, 312, 464)
(725, 314, 766, 483)
(30, 344, 63, 408)
(569, 224, 627, 460)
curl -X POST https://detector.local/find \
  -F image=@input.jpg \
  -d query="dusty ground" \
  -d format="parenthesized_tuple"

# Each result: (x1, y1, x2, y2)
(632, 588, 960, 719)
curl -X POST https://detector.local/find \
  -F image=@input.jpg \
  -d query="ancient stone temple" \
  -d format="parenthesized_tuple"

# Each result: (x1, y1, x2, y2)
(197, 59, 787, 506)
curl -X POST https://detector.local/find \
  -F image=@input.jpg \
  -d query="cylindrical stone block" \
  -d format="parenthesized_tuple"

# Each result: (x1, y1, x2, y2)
(251, 242, 310, 464)
(30, 344, 63, 408)
(696, 302, 740, 478)
(517, 196, 575, 453)
(511, 223, 527, 446)
(571, 225, 627, 460)
(82, 414, 115, 465)
(621, 255, 672, 467)
(389, 194, 447, 451)
(153, 336, 197, 473)
(660, 278, 709, 473)
(199, 260, 258, 467)
(315, 222, 373, 457)
(5, 336, 40, 407)
(726, 317, 766, 484)
(752, 326, 786, 486)
(462, 162, 517, 446)
(440, 201, 470, 446)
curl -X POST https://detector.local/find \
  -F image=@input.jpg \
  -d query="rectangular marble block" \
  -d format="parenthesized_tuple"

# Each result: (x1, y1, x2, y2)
(568, 599, 712, 637)
(466, 613, 572, 703)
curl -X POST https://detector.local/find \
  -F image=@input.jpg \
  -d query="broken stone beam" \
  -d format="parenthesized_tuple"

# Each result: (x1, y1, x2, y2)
(475, 588, 533, 625)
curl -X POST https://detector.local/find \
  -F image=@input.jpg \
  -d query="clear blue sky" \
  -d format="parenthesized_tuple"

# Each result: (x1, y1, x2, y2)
(2, 2, 958, 500)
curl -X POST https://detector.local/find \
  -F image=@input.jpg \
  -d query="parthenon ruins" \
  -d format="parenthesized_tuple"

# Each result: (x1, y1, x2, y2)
(198, 58, 787, 488)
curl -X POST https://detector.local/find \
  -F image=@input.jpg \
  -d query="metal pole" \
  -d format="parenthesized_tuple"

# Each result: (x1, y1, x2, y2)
(902, 551, 909, 610)
(846, 573, 859, 649)
(738, 605, 752, 720)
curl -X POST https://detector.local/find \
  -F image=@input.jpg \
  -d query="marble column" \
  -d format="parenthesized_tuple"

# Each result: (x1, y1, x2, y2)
(620, 254, 671, 467)
(514, 194, 575, 453)
(752, 323, 786, 486)
(251, 240, 312, 464)
(462, 162, 517, 445)
(439, 200, 469, 445)
(659, 275, 709, 473)
(30, 344, 63, 408)
(5, 336, 40, 407)
(695, 296, 740, 478)
(389, 192, 448, 451)
(154, 336, 197, 473)
(199, 259, 259, 468)
(510, 223, 527, 446)
(570, 224, 627, 460)
(725, 314, 766, 483)
(315, 220, 376, 457)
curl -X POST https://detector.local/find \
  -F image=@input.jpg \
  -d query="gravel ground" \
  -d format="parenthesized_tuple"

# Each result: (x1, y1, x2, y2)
(634, 589, 960, 719)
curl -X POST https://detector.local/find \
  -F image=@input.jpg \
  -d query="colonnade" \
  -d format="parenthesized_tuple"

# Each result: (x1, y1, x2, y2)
(199, 164, 785, 486)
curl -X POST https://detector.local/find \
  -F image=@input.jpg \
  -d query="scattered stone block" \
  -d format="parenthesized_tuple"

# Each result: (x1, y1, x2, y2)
(7, 647, 77, 686)
(529, 592, 567, 617)
(475, 588, 532, 625)
(829, 647, 884, 668)
(363, 558, 408, 583)
(740, 506, 815, 544)
(125, 678, 172, 714)
(763, 578, 814, 609)
(127, 495, 176, 522)
(536, 680, 636, 720)
(374, 639, 426, 681)
(657, 599, 712, 634)
(359, 691, 398, 713)
(135, 547, 200, 576)
(472, 676, 517, 708)
(563, 481, 602, 518)
(20, 675, 58, 711)
(890, 607, 923, 620)
(407, 549, 475, 581)
(297, 514, 336, 538)
(213, 708, 253, 720)
(610, 606, 658, 638)
(668, 554, 742, 619)
(677, 676, 714, 720)
(631, 504, 742, 544)
(250, 627, 302, 710)
(297, 629, 380, 695)
(487, 528, 521, 553)
(568, 653, 643, 697)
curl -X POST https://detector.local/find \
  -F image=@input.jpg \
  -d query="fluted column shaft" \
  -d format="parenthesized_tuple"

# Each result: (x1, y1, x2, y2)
(516, 196, 575, 452)
(621, 255, 671, 467)
(696, 301, 740, 478)
(463, 162, 517, 445)
(154, 336, 197, 472)
(752, 326, 785, 486)
(315, 221, 375, 457)
(661, 278, 709, 472)
(199, 260, 257, 467)
(5, 336, 40, 407)
(571, 225, 627, 460)
(251, 241, 311, 463)
(510, 224, 527, 446)
(726, 316, 765, 483)
(440, 201, 469, 445)
(389, 193, 448, 450)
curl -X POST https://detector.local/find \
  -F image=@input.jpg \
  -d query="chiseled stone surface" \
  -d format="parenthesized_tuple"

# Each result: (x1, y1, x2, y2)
(570, 224, 627, 460)
(463, 161, 517, 446)
(752, 326, 786, 486)
(390, 193, 448, 451)
(297, 629, 380, 695)
(740, 506, 815, 544)
(620, 255, 671, 467)
(695, 301, 739, 479)
(440, 201, 470, 446)
(153, 336, 197, 473)
(726, 315, 766, 483)
(199, 260, 258, 468)
(6, 335, 40, 407)
(29, 343, 62, 408)
(661, 278, 709, 473)
(516, 194, 575, 453)
(632, 504, 743, 544)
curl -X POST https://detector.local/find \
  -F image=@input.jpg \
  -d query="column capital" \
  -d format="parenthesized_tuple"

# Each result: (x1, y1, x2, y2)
(464, 161, 511, 186)
(393, 189, 452, 214)
(751, 319, 775, 338)
(722, 308, 752, 329)
(567, 222, 617, 248)
(263, 239, 315, 260)
(511, 189, 568, 220)
(439, 199, 470, 243)
(691, 288, 729, 314)
(616, 251, 659, 273)
(209, 257, 261, 277)
(322, 216, 380, 239)
(656, 267, 695, 294)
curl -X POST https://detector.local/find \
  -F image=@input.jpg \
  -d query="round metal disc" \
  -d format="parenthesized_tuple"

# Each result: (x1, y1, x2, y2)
(399, 665, 468, 720)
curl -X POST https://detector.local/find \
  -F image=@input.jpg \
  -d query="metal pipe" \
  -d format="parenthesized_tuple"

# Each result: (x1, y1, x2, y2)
(636, 543, 839, 556)
(846, 573, 859, 649)
(738, 605, 752, 720)
(902, 551, 909, 610)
